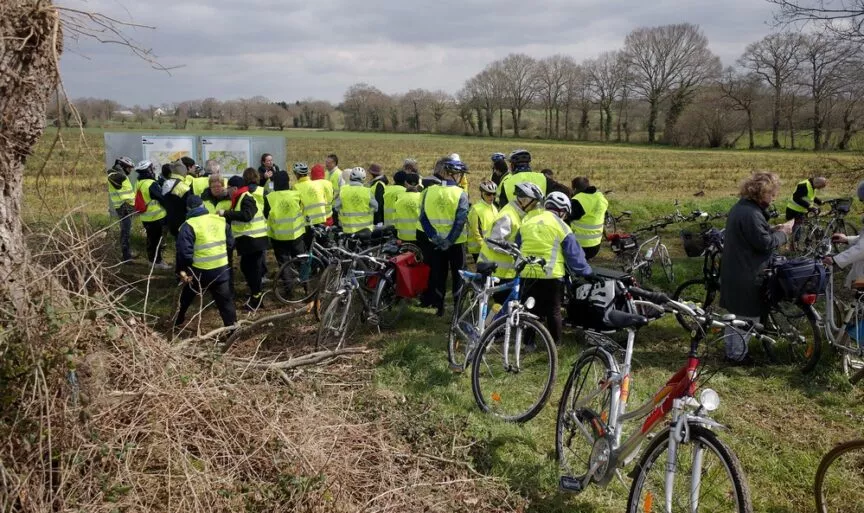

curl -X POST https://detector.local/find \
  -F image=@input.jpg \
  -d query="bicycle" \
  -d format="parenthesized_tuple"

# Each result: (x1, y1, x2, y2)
(557, 292, 754, 512)
(447, 246, 546, 373)
(814, 438, 864, 513)
(795, 199, 859, 256)
(611, 219, 675, 284)
(815, 254, 864, 381)
(604, 210, 632, 237)
(467, 239, 558, 423)
(674, 227, 724, 332)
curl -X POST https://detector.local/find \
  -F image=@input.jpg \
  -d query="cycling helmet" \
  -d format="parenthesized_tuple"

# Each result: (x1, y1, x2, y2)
(292, 162, 310, 175)
(508, 149, 531, 165)
(442, 159, 469, 174)
(115, 156, 135, 168)
(545, 191, 572, 215)
(135, 160, 154, 172)
(491, 152, 506, 162)
(514, 182, 543, 201)
(858, 180, 864, 201)
(349, 167, 367, 182)
(448, 153, 461, 162)
(479, 180, 497, 194)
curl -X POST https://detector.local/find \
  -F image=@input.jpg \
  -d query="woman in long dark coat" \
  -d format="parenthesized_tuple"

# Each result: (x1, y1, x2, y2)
(719, 172, 794, 363)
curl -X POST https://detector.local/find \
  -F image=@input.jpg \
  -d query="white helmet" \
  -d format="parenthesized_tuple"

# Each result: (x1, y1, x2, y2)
(545, 191, 571, 215)
(135, 160, 154, 172)
(293, 162, 309, 176)
(479, 180, 497, 194)
(448, 153, 461, 162)
(116, 156, 135, 168)
(349, 167, 366, 182)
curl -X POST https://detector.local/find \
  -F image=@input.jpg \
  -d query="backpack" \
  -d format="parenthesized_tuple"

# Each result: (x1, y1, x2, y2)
(134, 189, 147, 213)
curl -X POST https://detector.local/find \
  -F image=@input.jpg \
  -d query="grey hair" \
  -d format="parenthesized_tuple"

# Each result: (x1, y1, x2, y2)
(205, 159, 221, 174)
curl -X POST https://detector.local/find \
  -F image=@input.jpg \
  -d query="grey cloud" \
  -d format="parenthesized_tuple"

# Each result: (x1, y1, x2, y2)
(59, 0, 778, 105)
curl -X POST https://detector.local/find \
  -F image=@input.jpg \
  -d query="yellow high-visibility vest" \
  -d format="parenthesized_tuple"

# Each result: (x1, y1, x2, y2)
(570, 191, 609, 248)
(108, 176, 134, 209)
(192, 176, 226, 196)
(136, 179, 167, 222)
(294, 178, 332, 226)
(421, 185, 467, 244)
(467, 201, 498, 254)
(340, 185, 373, 234)
(203, 197, 232, 215)
(498, 171, 547, 205)
(478, 202, 528, 279)
(328, 167, 342, 194)
(267, 190, 305, 241)
(394, 191, 422, 241)
(231, 191, 267, 238)
(787, 179, 815, 214)
(185, 214, 229, 270)
(519, 210, 571, 279)
(383, 185, 406, 226)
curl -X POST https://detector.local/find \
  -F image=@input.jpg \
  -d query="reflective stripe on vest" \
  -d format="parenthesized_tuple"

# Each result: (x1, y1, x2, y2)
(499, 171, 547, 205)
(186, 214, 229, 270)
(383, 185, 406, 226)
(204, 198, 233, 215)
(328, 168, 341, 194)
(294, 179, 331, 226)
(519, 210, 570, 279)
(394, 191, 421, 241)
(340, 185, 373, 233)
(231, 191, 268, 238)
(787, 179, 815, 213)
(108, 176, 134, 209)
(136, 179, 167, 222)
(570, 191, 608, 248)
(477, 202, 526, 279)
(467, 201, 498, 254)
(422, 185, 466, 244)
(267, 190, 306, 241)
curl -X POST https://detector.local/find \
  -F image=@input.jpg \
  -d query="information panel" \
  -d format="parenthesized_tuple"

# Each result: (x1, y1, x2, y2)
(141, 135, 197, 169)
(201, 137, 252, 176)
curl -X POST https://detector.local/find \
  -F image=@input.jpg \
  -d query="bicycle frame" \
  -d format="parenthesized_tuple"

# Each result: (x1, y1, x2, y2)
(819, 266, 864, 356)
(630, 235, 662, 273)
(453, 271, 521, 365)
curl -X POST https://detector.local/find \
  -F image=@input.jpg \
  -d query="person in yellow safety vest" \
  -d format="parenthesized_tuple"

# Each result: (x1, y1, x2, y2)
(569, 176, 609, 261)
(477, 182, 543, 303)
(201, 174, 233, 214)
(174, 194, 237, 328)
(335, 167, 377, 234)
(265, 170, 308, 301)
(394, 173, 422, 242)
(496, 149, 549, 208)
(516, 191, 594, 345)
(367, 163, 388, 226)
(417, 158, 470, 316)
(134, 160, 171, 270)
(218, 170, 270, 311)
(162, 160, 193, 238)
(193, 159, 225, 196)
(786, 176, 827, 221)
(292, 161, 333, 248)
(467, 181, 499, 262)
(107, 156, 137, 263)
(383, 171, 407, 227)
(179, 156, 199, 188)
(325, 153, 343, 193)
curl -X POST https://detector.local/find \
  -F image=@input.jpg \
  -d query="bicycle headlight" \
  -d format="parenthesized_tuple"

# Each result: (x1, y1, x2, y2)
(699, 388, 720, 412)
(524, 296, 536, 309)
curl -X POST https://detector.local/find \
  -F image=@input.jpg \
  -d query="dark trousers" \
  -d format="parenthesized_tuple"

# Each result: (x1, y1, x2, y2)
(521, 278, 563, 345)
(272, 238, 305, 293)
(418, 232, 465, 310)
(239, 250, 265, 297)
(176, 274, 236, 327)
(143, 220, 165, 264)
(117, 210, 132, 260)
(582, 244, 600, 260)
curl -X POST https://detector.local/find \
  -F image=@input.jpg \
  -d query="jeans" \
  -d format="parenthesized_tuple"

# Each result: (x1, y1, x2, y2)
(117, 209, 132, 260)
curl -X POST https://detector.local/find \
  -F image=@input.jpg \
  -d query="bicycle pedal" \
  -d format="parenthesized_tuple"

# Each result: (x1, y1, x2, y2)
(559, 476, 584, 494)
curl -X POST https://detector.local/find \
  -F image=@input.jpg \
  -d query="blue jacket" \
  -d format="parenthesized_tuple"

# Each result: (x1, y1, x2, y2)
(419, 180, 470, 243)
(175, 206, 234, 284)
(515, 230, 592, 278)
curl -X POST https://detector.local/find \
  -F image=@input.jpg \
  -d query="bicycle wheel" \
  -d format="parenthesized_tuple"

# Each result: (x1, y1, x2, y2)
(274, 254, 325, 304)
(372, 268, 406, 329)
(764, 302, 822, 372)
(555, 347, 615, 477)
(448, 284, 481, 372)
(673, 279, 717, 332)
(832, 328, 864, 379)
(604, 212, 616, 236)
(658, 244, 675, 283)
(627, 424, 752, 513)
(316, 292, 358, 351)
(399, 242, 424, 263)
(814, 439, 864, 513)
(470, 315, 557, 423)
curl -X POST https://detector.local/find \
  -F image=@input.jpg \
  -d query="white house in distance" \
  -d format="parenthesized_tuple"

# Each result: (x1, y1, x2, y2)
(153, 107, 166, 117)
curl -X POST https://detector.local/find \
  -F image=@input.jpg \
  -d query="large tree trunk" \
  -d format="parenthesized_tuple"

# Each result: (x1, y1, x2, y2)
(772, 86, 782, 149)
(0, 1, 62, 315)
(475, 107, 484, 135)
(511, 108, 520, 137)
(747, 110, 755, 150)
(647, 99, 659, 144)
(498, 108, 503, 137)
(485, 107, 494, 137)
(603, 105, 613, 142)
(664, 94, 688, 145)
(838, 112, 855, 150)
(813, 100, 822, 151)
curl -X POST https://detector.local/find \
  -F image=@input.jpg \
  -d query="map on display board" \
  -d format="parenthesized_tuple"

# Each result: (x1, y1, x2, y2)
(201, 137, 252, 176)
(141, 135, 196, 169)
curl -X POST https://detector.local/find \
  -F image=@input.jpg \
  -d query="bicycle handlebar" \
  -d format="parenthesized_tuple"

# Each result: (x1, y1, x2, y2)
(629, 286, 671, 305)
(333, 246, 388, 269)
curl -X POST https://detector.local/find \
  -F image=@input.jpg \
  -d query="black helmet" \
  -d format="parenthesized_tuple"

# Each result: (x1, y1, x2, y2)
(508, 149, 531, 166)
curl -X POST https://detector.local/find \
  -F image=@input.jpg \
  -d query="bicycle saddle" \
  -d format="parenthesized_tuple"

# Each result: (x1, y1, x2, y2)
(476, 262, 498, 276)
(604, 309, 649, 329)
(621, 210, 632, 215)
(592, 267, 635, 286)
(853, 278, 864, 291)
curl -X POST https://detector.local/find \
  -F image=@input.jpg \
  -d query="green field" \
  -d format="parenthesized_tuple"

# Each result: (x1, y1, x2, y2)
(23, 127, 864, 512)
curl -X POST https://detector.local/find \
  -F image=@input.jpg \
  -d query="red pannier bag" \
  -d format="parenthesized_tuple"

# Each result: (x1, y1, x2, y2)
(391, 251, 430, 299)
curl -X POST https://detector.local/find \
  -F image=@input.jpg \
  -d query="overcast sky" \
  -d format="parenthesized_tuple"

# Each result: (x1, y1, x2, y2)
(59, 0, 779, 107)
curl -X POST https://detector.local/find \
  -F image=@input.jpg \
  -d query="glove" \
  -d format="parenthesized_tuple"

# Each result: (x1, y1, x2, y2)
(431, 235, 446, 248)
(438, 238, 453, 251)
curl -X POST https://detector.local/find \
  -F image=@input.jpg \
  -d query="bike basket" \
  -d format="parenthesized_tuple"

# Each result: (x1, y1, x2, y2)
(390, 251, 430, 299)
(768, 257, 827, 301)
(832, 198, 853, 214)
(609, 233, 638, 254)
(680, 230, 706, 257)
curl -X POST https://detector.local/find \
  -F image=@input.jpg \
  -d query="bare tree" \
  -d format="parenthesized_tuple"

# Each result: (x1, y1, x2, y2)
(798, 32, 860, 149)
(718, 67, 763, 149)
(534, 55, 570, 138)
(402, 89, 431, 132)
(769, 0, 864, 43)
(500, 53, 537, 137)
(469, 71, 496, 137)
(739, 32, 805, 148)
(427, 90, 453, 133)
(586, 51, 627, 141)
(624, 23, 720, 144)
(455, 87, 478, 134)
(835, 64, 864, 149)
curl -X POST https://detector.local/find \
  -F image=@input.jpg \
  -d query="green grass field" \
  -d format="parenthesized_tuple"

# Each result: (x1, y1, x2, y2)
(23, 127, 864, 512)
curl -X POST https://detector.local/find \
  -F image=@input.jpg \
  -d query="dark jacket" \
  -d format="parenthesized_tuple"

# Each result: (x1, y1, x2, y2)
(371, 176, 388, 225)
(175, 206, 234, 284)
(791, 179, 823, 211)
(223, 185, 269, 255)
(719, 198, 788, 317)
(569, 186, 597, 221)
(163, 180, 192, 237)
(258, 165, 282, 188)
